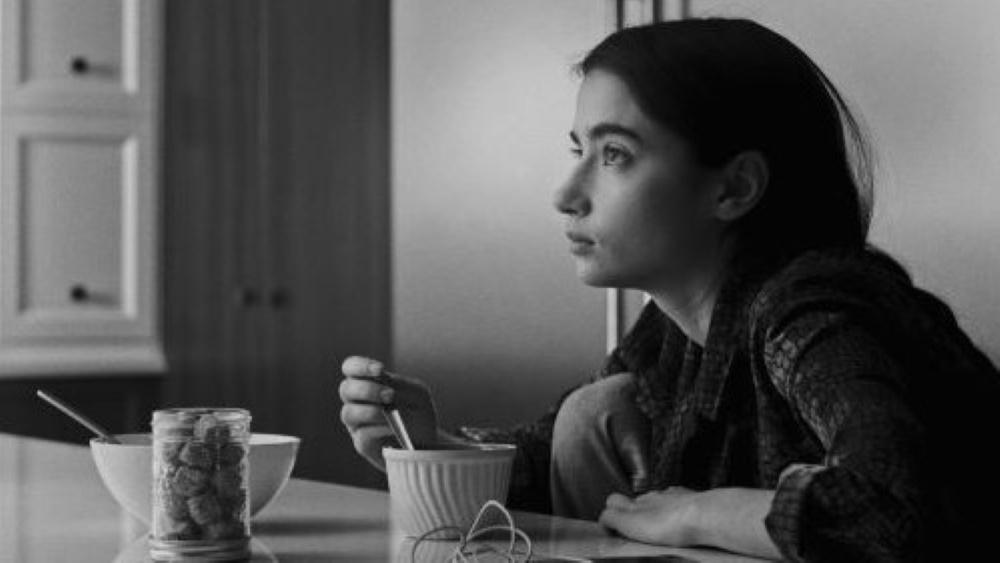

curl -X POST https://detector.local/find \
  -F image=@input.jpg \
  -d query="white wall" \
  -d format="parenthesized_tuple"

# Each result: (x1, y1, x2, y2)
(693, 1, 1000, 362)
(391, 1, 609, 428)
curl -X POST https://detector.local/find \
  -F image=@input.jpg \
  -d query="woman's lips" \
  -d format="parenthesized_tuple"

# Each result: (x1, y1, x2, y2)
(566, 232, 595, 255)
(569, 241, 594, 255)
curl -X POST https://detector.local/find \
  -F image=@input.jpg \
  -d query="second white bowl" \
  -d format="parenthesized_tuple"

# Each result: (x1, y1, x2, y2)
(90, 433, 300, 525)
(384, 443, 516, 537)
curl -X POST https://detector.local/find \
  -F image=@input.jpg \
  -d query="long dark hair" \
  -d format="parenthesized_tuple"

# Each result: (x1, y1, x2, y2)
(577, 18, 873, 264)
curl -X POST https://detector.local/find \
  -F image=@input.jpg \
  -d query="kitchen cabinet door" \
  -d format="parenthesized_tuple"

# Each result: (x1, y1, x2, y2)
(0, 0, 158, 115)
(163, 0, 390, 487)
(0, 112, 161, 375)
(0, 0, 162, 376)
(162, 0, 265, 409)
(259, 0, 390, 487)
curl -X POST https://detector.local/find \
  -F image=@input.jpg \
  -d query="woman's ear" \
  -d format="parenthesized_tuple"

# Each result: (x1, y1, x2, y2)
(713, 150, 769, 222)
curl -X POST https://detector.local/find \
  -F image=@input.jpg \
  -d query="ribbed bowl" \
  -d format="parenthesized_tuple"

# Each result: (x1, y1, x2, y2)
(384, 443, 516, 537)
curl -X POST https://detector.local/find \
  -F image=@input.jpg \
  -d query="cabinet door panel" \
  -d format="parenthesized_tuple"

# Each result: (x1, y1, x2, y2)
(0, 115, 162, 374)
(162, 0, 265, 407)
(20, 124, 124, 315)
(1, 0, 158, 114)
(261, 0, 390, 487)
(162, 0, 390, 486)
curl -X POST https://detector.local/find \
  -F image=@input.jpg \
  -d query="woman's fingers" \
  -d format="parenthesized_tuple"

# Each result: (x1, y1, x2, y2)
(352, 424, 394, 445)
(338, 355, 397, 407)
(599, 497, 658, 544)
(338, 355, 426, 471)
(602, 487, 702, 547)
(352, 425, 396, 463)
(598, 503, 636, 535)
(605, 492, 636, 510)
(340, 403, 386, 431)
(339, 376, 394, 405)
(338, 354, 439, 450)
(341, 355, 385, 379)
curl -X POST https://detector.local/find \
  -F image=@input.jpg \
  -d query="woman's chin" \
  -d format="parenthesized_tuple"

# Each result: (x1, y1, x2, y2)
(575, 264, 619, 288)
(574, 261, 647, 289)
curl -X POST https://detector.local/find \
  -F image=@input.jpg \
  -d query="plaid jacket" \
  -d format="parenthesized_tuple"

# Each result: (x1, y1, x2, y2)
(460, 248, 1000, 562)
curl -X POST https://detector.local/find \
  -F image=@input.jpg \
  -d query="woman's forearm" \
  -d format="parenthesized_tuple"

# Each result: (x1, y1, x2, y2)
(693, 488, 784, 560)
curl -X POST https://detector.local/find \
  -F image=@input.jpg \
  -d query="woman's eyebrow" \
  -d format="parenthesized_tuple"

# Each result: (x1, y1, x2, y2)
(569, 122, 644, 145)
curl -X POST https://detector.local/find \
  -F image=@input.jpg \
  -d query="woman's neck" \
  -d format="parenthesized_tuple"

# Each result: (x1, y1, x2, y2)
(647, 252, 731, 346)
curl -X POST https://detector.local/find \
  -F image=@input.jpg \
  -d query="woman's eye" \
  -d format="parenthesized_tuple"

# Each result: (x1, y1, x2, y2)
(568, 144, 631, 165)
(601, 145, 631, 166)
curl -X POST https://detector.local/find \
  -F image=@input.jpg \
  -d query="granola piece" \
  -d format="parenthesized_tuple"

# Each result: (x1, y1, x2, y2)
(171, 466, 209, 497)
(179, 441, 214, 469)
(156, 441, 185, 465)
(194, 414, 231, 444)
(204, 519, 246, 541)
(155, 514, 200, 541)
(217, 442, 247, 466)
(187, 492, 223, 526)
(213, 465, 244, 499)
(157, 479, 190, 520)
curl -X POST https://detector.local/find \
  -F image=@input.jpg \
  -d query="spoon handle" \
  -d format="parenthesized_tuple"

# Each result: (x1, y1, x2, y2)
(377, 370, 417, 450)
(382, 407, 415, 450)
(36, 389, 120, 444)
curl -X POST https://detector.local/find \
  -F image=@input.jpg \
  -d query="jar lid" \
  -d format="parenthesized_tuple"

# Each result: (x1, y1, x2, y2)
(151, 407, 251, 426)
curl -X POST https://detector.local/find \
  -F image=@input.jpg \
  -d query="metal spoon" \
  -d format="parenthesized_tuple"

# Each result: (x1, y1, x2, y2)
(36, 389, 121, 444)
(379, 371, 416, 450)
(382, 407, 415, 450)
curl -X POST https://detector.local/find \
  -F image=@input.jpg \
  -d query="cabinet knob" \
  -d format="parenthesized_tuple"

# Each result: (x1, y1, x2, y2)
(269, 289, 289, 309)
(69, 56, 90, 75)
(69, 284, 90, 303)
(234, 287, 259, 308)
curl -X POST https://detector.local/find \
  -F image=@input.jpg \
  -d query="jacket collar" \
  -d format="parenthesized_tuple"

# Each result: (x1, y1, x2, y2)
(619, 256, 776, 422)
(688, 262, 766, 421)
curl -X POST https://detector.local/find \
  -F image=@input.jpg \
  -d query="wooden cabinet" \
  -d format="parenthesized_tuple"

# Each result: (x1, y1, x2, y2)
(0, 0, 163, 375)
(163, 0, 390, 486)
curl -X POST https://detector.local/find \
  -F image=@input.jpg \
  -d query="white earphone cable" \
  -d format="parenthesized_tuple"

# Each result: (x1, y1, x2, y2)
(410, 499, 534, 562)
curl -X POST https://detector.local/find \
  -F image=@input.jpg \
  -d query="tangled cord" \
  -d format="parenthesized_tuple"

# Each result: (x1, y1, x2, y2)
(409, 500, 533, 562)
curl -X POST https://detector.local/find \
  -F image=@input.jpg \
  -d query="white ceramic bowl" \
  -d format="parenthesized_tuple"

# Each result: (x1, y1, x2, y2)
(384, 443, 516, 537)
(91, 433, 300, 525)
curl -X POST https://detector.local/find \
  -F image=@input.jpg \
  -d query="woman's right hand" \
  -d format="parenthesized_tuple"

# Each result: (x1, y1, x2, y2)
(338, 356, 440, 471)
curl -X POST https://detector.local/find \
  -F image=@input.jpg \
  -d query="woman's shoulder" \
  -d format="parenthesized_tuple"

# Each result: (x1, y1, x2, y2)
(746, 248, 1000, 419)
(758, 245, 911, 300)
(745, 246, 996, 376)
(749, 246, 915, 323)
(745, 246, 950, 349)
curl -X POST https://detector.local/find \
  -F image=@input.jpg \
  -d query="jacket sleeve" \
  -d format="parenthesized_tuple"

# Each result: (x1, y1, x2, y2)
(758, 307, 934, 562)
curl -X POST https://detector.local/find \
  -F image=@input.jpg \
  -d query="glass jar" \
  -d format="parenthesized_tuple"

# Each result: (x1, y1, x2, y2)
(150, 408, 251, 561)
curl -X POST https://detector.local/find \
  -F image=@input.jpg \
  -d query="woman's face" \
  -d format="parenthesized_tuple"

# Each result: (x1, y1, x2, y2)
(554, 69, 723, 290)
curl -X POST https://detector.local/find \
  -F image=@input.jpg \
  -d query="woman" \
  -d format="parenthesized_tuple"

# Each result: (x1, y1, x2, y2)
(338, 19, 1000, 562)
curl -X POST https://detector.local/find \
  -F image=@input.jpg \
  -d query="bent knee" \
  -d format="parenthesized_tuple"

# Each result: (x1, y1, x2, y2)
(554, 372, 638, 439)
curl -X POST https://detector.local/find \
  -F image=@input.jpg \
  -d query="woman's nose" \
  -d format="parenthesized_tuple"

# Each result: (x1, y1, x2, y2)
(553, 173, 591, 217)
